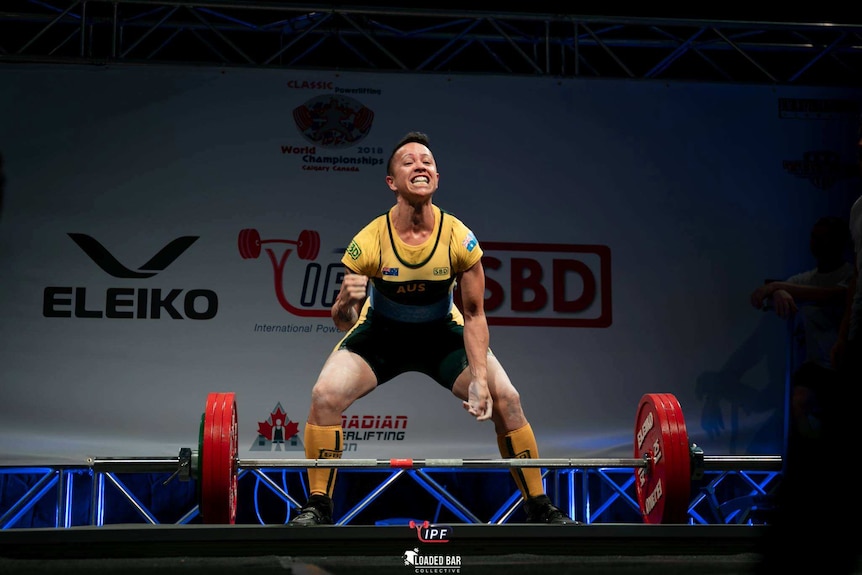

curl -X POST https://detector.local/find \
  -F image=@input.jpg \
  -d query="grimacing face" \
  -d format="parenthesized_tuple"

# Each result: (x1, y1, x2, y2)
(387, 142, 439, 196)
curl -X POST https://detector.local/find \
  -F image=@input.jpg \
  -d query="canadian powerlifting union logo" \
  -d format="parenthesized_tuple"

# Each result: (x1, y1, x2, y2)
(250, 403, 303, 452)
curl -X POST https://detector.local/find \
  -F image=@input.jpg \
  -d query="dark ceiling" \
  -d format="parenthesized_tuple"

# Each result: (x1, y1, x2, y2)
(1, 1, 862, 86)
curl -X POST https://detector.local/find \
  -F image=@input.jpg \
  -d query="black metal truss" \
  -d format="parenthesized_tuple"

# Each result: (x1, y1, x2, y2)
(1, 1, 862, 87)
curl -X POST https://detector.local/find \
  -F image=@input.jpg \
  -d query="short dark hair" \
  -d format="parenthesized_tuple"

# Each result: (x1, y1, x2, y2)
(387, 131, 431, 176)
(813, 215, 851, 252)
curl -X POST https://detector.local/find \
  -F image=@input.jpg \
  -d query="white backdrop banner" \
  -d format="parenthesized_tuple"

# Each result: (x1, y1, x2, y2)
(1, 64, 860, 464)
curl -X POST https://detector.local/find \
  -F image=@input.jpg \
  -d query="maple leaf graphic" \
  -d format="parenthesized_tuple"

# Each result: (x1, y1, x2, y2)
(257, 419, 274, 439)
(270, 405, 287, 424)
(284, 420, 299, 439)
(257, 405, 300, 440)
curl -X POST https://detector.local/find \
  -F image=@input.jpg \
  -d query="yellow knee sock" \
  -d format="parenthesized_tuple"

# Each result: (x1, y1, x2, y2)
(304, 422, 343, 498)
(497, 423, 545, 500)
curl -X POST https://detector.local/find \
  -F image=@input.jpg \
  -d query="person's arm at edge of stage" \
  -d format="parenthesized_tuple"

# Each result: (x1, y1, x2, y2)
(831, 266, 857, 370)
(458, 260, 492, 421)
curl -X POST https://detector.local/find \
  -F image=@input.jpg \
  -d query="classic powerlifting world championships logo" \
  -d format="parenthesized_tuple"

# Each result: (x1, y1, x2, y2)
(282, 87, 385, 173)
(43, 233, 216, 319)
(239, 229, 612, 328)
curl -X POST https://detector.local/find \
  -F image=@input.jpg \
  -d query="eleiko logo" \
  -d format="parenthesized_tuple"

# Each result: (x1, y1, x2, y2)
(67, 233, 199, 278)
(42, 233, 217, 319)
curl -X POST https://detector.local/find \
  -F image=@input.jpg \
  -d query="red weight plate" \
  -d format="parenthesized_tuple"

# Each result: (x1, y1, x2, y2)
(660, 393, 690, 523)
(219, 392, 238, 525)
(200, 392, 220, 523)
(650, 393, 686, 524)
(218, 392, 238, 524)
(200, 392, 238, 524)
(655, 393, 691, 523)
(655, 393, 683, 497)
(209, 393, 227, 523)
(226, 394, 238, 524)
(634, 394, 668, 524)
(634, 393, 692, 524)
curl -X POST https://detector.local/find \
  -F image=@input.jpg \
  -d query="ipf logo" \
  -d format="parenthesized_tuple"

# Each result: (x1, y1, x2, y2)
(237, 227, 342, 318)
(408, 520, 453, 543)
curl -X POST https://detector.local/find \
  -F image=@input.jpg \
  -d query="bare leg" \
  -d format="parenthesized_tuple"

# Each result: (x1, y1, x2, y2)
(452, 354, 577, 524)
(307, 349, 378, 426)
(291, 349, 378, 524)
(451, 352, 527, 434)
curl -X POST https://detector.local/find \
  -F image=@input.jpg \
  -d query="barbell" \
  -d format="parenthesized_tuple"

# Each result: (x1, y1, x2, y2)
(86, 392, 782, 525)
(237, 228, 321, 260)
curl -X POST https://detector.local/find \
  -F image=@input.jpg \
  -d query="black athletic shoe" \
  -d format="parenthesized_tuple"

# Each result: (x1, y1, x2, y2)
(289, 494, 334, 526)
(524, 494, 580, 525)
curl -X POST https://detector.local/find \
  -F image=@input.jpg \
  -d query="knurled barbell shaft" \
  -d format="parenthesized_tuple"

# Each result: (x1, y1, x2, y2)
(86, 454, 783, 474)
(241, 457, 648, 469)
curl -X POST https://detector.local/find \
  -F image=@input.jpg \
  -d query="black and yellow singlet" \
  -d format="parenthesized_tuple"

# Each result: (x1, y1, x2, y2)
(336, 205, 484, 388)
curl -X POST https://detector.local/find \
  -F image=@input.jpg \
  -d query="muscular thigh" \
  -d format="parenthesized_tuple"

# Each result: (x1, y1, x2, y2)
(452, 351, 515, 401)
(314, 348, 378, 403)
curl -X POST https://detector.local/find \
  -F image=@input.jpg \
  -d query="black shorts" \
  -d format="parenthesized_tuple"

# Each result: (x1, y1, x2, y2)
(338, 310, 469, 390)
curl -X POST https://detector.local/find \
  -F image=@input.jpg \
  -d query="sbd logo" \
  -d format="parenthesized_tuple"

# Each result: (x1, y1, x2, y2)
(463, 241, 612, 328)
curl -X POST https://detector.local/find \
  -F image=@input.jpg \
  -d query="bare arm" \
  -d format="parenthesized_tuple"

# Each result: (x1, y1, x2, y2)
(750, 280, 847, 319)
(832, 265, 858, 369)
(752, 281, 847, 306)
(458, 260, 492, 421)
(331, 269, 368, 331)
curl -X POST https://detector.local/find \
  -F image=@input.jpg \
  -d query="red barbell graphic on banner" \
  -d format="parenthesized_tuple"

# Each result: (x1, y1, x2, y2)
(237, 228, 320, 261)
